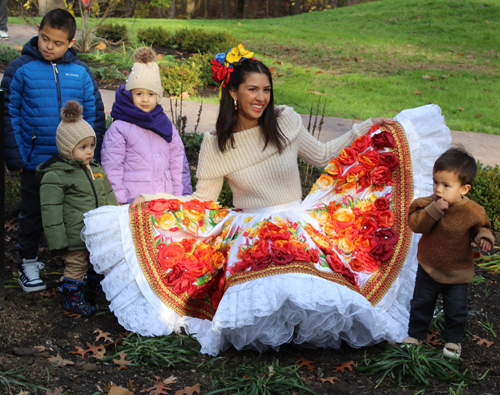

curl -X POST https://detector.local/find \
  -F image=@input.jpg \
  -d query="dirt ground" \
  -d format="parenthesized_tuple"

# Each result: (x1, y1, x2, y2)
(2, 200, 500, 395)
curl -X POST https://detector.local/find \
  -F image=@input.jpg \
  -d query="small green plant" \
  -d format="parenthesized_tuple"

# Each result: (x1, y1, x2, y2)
(190, 51, 217, 87)
(206, 358, 317, 395)
(173, 28, 237, 54)
(448, 381, 467, 395)
(0, 367, 49, 393)
(101, 332, 201, 368)
(469, 163, 500, 231)
(138, 26, 172, 47)
(472, 274, 487, 285)
(0, 44, 21, 64)
(95, 23, 128, 43)
(476, 252, 500, 274)
(478, 313, 496, 337)
(90, 65, 126, 81)
(357, 344, 479, 389)
(160, 62, 202, 96)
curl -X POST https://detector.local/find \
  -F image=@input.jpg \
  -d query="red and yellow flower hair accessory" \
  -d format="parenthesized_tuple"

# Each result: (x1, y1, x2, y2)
(211, 44, 257, 98)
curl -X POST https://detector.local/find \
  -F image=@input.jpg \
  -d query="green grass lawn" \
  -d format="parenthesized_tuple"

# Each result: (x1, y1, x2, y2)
(11, 0, 500, 134)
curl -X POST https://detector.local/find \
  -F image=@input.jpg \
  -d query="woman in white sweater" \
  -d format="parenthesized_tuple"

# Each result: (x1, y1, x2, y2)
(82, 45, 452, 356)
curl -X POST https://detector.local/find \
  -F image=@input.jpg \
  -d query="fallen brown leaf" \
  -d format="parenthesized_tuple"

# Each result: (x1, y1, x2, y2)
(457, 107, 465, 111)
(141, 375, 177, 394)
(94, 328, 113, 343)
(414, 90, 422, 95)
(319, 376, 340, 384)
(174, 383, 201, 395)
(108, 384, 134, 395)
(69, 346, 89, 359)
(296, 357, 316, 370)
(113, 351, 132, 370)
(62, 310, 81, 318)
(4, 219, 18, 231)
(474, 335, 494, 348)
(333, 360, 356, 372)
(46, 388, 64, 395)
(49, 352, 75, 367)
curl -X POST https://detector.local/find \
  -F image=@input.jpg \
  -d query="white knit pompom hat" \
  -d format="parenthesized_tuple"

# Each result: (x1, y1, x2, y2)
(56, 101, 96, 161)
(125, 47, 163, 103)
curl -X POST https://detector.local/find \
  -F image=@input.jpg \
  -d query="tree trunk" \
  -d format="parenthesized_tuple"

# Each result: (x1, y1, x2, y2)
(290, 0, 300, 15)
(222, 0, 231, 19)
(170, 0, 176, 18)
(265, 0, 269, 17)
(243, 0, 248, 18)
(347, 0, 359, 5)
(272, 0, 280, 17)
(204, 0, 210, 18)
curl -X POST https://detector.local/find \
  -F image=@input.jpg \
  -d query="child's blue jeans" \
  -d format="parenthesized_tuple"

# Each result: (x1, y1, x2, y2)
(408, 264, 468, 344)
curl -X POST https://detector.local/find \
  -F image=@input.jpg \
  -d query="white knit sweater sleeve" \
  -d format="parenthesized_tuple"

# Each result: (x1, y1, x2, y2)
(141, 177, 224, 203)
(297, 119, 373, 168)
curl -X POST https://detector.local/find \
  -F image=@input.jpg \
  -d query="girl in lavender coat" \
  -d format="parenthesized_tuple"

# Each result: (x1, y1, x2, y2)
(102, 47, 192, 204)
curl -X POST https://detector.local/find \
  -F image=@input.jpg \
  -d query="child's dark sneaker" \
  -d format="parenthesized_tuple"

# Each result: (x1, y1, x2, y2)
(18, 258, 46, 292)
(62, 278, 96, 316)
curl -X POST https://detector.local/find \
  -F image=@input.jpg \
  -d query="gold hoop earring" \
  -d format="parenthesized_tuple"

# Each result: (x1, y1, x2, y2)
(234, 100, 238, 111)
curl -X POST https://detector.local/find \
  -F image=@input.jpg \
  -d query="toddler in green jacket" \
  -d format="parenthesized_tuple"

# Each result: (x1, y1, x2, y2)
(37, 101, 118, 315)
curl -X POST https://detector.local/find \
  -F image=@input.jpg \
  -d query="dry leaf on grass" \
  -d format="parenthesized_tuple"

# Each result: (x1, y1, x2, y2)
(414, 90, 422, 95)
(113, 351, 132, 370)
(141, 375, 178, 394)
(457, 107, 465, 111)
(94, 328, 113, 343)
(319, 376, 340, 384)
(174, 383, 201, 395)
(333, 360, 356, 372)
(49, 352, 74, 367)
(295, 357, 315, 370)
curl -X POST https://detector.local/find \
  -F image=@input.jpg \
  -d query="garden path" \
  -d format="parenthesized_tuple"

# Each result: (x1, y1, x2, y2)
(2, 22, 499, 167)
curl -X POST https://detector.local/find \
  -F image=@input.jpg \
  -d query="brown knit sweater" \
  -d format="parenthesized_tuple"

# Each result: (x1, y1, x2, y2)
(408, 195, 495, 284)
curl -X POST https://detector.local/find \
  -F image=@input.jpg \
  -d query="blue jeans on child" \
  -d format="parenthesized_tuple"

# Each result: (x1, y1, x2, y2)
(408, 264, 469, 344)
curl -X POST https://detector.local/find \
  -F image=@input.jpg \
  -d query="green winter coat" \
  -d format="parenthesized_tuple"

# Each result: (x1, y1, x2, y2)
(36, 155, 118, 254)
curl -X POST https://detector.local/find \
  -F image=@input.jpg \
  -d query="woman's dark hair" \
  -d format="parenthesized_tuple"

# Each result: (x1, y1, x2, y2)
(40, 8, 77, 41)
(215, 59, 287, 153)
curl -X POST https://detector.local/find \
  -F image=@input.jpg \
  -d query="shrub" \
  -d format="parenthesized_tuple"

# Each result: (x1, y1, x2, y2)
(90, 65, 127, 81)
(138, 27, 172, 47)
(173, 28, 236, 54)
(0, 44, 21, 64)
(95, 23, 128, 43)
(469, 163, 500, 231)
(160, 62, 202, 96)
(189, 52, 217, 86)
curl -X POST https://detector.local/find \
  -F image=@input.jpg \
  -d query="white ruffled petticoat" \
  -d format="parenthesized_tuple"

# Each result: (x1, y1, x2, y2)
(82, 104, 451, 356)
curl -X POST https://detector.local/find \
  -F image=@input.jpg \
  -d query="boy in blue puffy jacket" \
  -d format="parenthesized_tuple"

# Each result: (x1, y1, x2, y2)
(1, 8, 105, 293)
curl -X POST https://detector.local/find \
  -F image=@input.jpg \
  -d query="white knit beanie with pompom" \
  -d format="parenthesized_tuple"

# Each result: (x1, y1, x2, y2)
(56, 100, 96, 161)
(125, 47, 163, 101)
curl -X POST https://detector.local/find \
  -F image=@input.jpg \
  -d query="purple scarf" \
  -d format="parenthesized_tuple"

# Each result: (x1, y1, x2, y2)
(111, 85, 173, 143)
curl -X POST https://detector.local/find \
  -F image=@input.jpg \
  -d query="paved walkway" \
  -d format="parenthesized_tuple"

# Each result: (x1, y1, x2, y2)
(2, 23, 499, 167)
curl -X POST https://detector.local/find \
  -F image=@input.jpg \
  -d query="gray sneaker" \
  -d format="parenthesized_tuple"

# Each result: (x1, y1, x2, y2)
(0, 30, 9, 39)
(18, 258, 46, 292)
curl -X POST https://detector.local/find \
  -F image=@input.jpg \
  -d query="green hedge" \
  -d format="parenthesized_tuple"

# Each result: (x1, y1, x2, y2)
(469, 163, 500, 231)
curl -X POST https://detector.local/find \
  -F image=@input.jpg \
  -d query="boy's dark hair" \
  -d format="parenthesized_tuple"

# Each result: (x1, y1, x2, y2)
(433, 145, 477, 186)
(39, 8, 77, 41)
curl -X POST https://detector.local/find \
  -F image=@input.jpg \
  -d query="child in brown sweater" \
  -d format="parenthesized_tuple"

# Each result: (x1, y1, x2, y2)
(403, 146, 494, 359)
